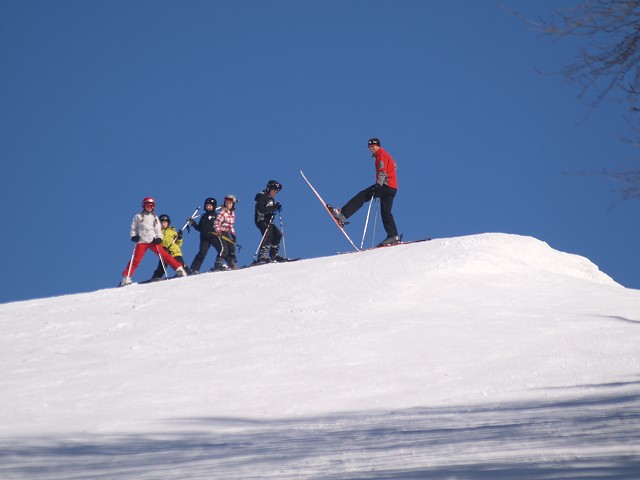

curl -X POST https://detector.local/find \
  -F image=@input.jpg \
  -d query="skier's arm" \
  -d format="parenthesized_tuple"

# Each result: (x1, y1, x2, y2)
(129, 215, 139, 238)
(153, 216, 163, 240)
(191, 217, 203, 232)
(256, 194, 272, 214)
(130, 215, 141, 241)
(214, 212, 224, 234)
(164, 228, 178, 248)
(376, 159, 388, 186)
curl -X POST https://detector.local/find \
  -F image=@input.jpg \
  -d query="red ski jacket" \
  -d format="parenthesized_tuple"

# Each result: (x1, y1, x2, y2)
(374, 147, 398, 189)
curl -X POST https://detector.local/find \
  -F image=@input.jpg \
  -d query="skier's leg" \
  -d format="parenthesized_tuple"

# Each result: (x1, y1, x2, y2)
(379, 187, 398, 238)
(151, 260, 164, 279)
(341, 185, 376, 219)
(256, 222, 272, 262)
(269, 226, 283, 260)
(190, 239, 210, 273)
(212, 235, 223, 255)
(153, 244, 182, 271)
(227, 242, 237, 269)
(151, 245, 187, 276)
(257, 221, 273, 246)
(122, 243, 148, 277)
(214, 237, 228, 270)
(173, 255, 190, 274)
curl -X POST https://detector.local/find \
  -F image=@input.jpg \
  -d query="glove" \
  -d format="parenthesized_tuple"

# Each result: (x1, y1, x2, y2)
(152, 238, 163, 245)
(131, 235, 140, 243)
(273, 202, 281, 212)
(230, 232, 237, 242)
(177, 231, 183, 240)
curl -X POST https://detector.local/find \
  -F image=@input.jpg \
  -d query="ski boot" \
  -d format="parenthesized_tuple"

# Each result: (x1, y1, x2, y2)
(378, 234, 403, 247)
(253, 245, 271, 265)
(326, 204, 349, 226)
(269, 245, 287, 263)
(176, 266, 188, 277)
(212, 259, 229, 271)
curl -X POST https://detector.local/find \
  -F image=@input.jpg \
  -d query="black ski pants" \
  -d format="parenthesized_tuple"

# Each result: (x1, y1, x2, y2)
(256, 220, 282, 249)
(217, 235, 236, 263)
(341, 184, 398, 238)
(190, 235, 221, 272)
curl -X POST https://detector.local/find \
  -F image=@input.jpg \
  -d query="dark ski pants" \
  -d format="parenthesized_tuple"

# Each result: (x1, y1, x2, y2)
(256, 220, 282, 250)
(341, 184, 398, 238)
(152, 254, 186, 279)
(190, 236, 221, 272)
(122, 243, 182, 277)
(218, 236, 236, 264)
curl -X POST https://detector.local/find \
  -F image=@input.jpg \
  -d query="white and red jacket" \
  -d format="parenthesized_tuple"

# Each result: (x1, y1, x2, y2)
(129, 211, 162, 243)
(215, 207, 236, 236)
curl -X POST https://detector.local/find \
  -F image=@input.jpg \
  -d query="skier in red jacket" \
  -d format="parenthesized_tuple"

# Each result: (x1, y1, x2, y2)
(329, 138, 401, 246)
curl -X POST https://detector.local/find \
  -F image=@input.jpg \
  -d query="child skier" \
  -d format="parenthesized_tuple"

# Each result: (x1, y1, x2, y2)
(213, 194, 238, 270)
(254, 179, 286, 264)
(150, 214, 189, 280)
(120, 197, 188, 286)
(188, 197, 220, 274)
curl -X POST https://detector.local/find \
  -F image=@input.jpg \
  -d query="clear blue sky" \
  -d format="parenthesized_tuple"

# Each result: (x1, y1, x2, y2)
(1, 0, 638, 303)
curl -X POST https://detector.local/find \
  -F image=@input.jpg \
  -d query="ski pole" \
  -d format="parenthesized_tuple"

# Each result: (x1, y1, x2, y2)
(170, 207, 200, 246)
(360, 191, 376, 249)
(278, 211, 287, 259)
(254, 216, 274, 261)
(125, 244, 136, 279)
(155, 243, 169, 279)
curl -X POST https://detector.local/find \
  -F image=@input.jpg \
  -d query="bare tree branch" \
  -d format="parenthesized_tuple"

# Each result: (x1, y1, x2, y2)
(507, 0, 640, 202)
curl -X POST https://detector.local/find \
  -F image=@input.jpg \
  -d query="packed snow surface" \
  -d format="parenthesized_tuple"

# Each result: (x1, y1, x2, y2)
(1, 233, 639, 479)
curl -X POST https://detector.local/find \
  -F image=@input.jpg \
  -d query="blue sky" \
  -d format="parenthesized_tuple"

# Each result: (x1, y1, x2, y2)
(1, 0, 638, 303)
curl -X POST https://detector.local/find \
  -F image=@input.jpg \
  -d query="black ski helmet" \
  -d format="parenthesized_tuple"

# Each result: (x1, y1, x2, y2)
(159, 214, 171, 224)
(266, 180, 282, 192)
(367, 138, 381, 147)
(204, 197, 217, 209)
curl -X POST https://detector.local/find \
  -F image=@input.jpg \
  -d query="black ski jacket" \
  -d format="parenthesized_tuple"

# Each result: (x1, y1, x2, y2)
(254, 190, 278, 225)
(192, 210, 217, 239)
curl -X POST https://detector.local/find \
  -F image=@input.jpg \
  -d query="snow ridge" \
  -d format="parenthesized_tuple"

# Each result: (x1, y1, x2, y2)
(423, 233, 618, 285)
(0, 233, 638, 479)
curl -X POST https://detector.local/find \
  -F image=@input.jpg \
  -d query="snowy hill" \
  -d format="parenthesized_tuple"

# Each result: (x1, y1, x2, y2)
(1, 233, 639, 479)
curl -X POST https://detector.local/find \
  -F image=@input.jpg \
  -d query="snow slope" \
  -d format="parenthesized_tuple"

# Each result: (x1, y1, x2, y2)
(1, 233, 639, 479)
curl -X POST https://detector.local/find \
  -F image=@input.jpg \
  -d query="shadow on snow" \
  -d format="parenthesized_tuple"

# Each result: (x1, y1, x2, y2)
(1, 384, 640, 479)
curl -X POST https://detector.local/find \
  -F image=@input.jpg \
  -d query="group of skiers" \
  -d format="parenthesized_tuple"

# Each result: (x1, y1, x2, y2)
(120, 180, 285, 286)
(119, 137, 401, 287)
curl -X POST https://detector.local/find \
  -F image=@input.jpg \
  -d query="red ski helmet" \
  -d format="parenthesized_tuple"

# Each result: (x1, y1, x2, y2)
(142, 197, 156, 209)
